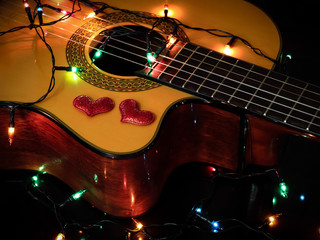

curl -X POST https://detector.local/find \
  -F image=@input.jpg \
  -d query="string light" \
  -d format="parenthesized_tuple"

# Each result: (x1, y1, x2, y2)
(2, 1, 289, 238)
(8, 107, 15, 146)
(85, 12, 96, 19)
(60, 9, 70, 15)
(211, 221, 220, 233)
(13, 165, 284, 239)
(268, 216, 276, 226)
(55, 233, 65, 240)
(37, 3, 43, 25)
(23, 0, 34, 25)
(223, 36, 237, 56)
(166, 35, 177, 48)
(32, 175, 40, 187)
(94, 50, 102, 58)
(55, 66, 84, 72)
(159, 2, 173, 17)
(72, 189, 87, 200)
(272, 197, 277, 206)
(279, 182, 288, 198)
(267, 214, 281, 227)
(146, 51, 157, 66)
(132, 218, 144, 230)
(163, 4, 169, 18)
(195, 207, 202, 213)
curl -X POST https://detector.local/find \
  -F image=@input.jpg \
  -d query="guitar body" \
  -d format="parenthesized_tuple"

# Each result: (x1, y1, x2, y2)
(1, 0, 308, 217)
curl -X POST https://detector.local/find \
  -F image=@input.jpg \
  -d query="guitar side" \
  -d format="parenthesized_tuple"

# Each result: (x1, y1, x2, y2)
(0, 0, 282, 217)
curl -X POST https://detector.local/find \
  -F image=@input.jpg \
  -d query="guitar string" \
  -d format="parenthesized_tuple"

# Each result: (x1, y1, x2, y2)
(43, 7, 320, 111)
(44, 17, 320, 119)
(4, 0, 320, 103)
(58, 5, 320, 109)
(3, 2, 320, 124)
(6, 0, 320, 107)
(3, 6, 320, 130)
(47, 0, 172, 45)
(72, 4, 320, 101)
(2, 2, 320, 130)
(29, 27, 320, 130)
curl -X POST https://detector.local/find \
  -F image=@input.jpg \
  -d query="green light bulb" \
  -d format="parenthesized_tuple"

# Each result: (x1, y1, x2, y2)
(279, 182, 288, 198)
(147, 52, 156, 63)
(94, 50, 102, 58)
(72, 189, 87, 200)
(32, 175, 39, 187)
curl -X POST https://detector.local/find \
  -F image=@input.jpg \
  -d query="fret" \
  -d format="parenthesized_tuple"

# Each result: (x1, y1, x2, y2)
(230, 63, 271, 108)
(301, 84, 320, 131)
(181, 46, 212, 91)
(210, 56, 238, 102)
(308, 110, 320, 133)
(140, 42, 320, 137)
(196, 51, 224, 97)
(260, 72, 289, 121)
(167, 43, 199, 86)
(263, 76, 288, 119)
(153, 40, 186, 80)
(283, 80, 308, 123)
(244, 65, 269, 111)
(227, 61, 254, 108)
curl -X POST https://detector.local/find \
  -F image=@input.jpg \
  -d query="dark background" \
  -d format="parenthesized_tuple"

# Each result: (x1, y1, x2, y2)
(1, 1, 319, 240)
(249, 0, 318, 85)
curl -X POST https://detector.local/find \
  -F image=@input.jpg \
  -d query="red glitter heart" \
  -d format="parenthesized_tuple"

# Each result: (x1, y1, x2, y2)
(119, 99, 155, 125)
(73, 95, 115, 117)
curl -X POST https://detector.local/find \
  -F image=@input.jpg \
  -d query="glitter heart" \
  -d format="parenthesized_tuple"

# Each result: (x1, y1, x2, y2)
(73, 95, 115, 117)
(119, 99, 155, 125)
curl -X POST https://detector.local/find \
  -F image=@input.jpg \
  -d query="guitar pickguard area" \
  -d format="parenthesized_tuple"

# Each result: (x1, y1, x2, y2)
(66, 12, 188, 92)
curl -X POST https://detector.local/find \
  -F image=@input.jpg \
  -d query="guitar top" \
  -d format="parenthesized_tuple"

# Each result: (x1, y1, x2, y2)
(0, 0, 281, 155)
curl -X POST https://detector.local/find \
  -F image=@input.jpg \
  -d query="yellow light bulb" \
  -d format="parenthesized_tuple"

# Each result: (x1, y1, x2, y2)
(268, 215, 279, 227)
(166, 35, 177, 48)
(55, 233, 65, 240)
(223, 45, 233, 56)
(84, 12, 95, 19)
(132, 218, 144, 230)
(137, 223, 143, 230)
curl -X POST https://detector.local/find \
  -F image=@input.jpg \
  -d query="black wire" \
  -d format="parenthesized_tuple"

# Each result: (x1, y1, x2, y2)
(0, 25, 31, 37)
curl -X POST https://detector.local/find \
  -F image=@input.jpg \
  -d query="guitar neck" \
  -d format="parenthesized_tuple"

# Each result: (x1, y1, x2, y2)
(137, 40, 320, 136)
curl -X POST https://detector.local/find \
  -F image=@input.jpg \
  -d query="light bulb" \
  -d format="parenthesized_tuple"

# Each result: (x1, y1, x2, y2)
(8, 107, 15, 146)
(164, 4, 169, 17)
(8, 126, 15, 146)
(166, 35, 177, 48)
(223, 36, 237, 56)
(132, 218, 144, 230)
(86, 12, 96, 19)
(55, 233, 65, 240)
(223, 45, 233, 56)
(72, 189, 87, 200)
(146, 52, 157, 66)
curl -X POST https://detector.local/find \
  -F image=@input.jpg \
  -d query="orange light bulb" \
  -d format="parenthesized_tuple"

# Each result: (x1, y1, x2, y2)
(132, 218, 144, 230)
(223, 45, 233, 56)
(55, 233, 65, 240)
(8, 126, 15, 146)
(166, 35, 177, 48)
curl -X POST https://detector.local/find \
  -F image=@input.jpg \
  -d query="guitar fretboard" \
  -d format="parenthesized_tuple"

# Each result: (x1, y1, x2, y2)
(138, 41, 320, 136)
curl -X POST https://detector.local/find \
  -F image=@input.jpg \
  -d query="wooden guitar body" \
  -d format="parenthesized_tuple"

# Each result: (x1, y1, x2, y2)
(1, 0, 317, 217)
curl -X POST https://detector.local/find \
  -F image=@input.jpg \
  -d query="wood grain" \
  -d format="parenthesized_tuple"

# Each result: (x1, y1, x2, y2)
(0, 102, 240, 217)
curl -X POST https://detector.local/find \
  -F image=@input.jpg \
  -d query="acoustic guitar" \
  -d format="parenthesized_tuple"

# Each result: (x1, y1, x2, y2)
(0, 0, 318, 217)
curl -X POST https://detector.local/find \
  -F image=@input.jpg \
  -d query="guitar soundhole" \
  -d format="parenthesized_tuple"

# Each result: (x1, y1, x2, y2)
(89, 25, 165, 76)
